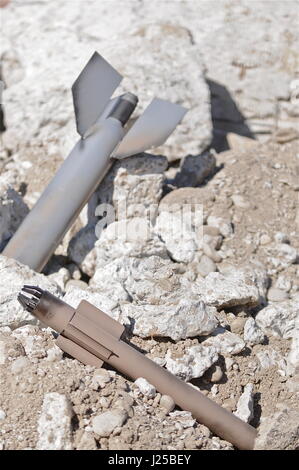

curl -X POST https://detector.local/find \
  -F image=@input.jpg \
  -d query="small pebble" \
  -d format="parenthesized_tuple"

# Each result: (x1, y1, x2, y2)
(134, 378, 156, 398)
(0, 410, 6, 420)
(160, 395, 175, 414)
(210, 366, 223, 383)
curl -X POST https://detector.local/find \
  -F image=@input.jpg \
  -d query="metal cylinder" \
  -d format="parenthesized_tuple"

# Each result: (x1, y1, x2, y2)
(108, 339, 257, 450)
(3, 117, 124, 271)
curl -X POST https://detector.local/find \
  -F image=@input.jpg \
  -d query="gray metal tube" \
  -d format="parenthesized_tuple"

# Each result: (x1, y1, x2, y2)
(3, 117, 124, 271)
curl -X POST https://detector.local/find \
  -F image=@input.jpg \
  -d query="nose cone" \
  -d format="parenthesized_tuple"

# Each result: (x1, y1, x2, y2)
(18, 285, 44, 313)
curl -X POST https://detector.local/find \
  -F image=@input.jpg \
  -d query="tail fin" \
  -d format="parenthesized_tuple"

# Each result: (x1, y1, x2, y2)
(113, 98, 187, 159)
(72, 52, 123, 137)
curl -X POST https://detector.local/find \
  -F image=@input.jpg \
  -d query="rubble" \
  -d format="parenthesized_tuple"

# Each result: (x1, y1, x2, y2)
(37, 393, 73, 450)
(165, 344, 218, 382)
(202, 328, 245, 355)
(234, 384, 254, 424)
(92, 410, 128, 438)
(255, 296, 299, 339)
(254, 407, 299, 450)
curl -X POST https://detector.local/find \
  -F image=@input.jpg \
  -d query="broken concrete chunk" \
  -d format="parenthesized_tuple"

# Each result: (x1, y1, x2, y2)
(255, 296, 299, 339)
(254, 407, 299, 450)
(234, 383, 254, 423)
(165, 344, 218, 381)
(195, 270, 260, 309)
(202, 327, 245, 355)
(37, 393, 74, 450)
(243, 318, 265, 345)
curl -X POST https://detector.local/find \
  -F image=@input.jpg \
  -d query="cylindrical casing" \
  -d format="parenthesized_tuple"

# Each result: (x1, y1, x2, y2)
(108, 340, 257, 450)
(3, 117, 124, 272)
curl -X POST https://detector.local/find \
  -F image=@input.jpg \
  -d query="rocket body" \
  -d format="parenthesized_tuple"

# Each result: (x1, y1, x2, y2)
(18, 288, 257, 450)
(3, 117, 124, 271)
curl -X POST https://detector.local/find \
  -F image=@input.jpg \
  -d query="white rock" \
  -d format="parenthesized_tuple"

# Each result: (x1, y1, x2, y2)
(121, 299, 217, 341)
(95, 217, 168, 268)
(254, 407, 299, 450)
(207, 216, 233, 238)
(134, 378, 156, 398)
(0, 410, 6, 420)
(155, 210, 200, 263)
(91, 256, 218, 340)
(265, 243, 298, 270)
(91, 369, 111, 390)
(0, 255, 61, 328)
(202, 327, 245, 355)
(274, 232, 289, 243)
(37, 393, 73, 450)
(113, 168, 164, 220)
(255, 297, 299, 339)
(195, 271, 260, 309)
(165, 344, 218, 382)
(234, 384, 254, 423)
(256, 349, 287, 375)
(168, 411, 196, 428)
(46, 346, 63, 362)
(243, 318, 265, 345)
(91, 409, 128, 437)
(274, 275, 292, 293)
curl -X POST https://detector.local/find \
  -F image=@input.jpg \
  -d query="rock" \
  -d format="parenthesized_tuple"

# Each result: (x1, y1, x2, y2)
(255, 296, 299, 339)
(95, 218, 168, 268)
(207, 215, 233, 238)
(10, 356, 30, 375)
(91, 369, 111, 390)
(37, 393, 74, 450)
(0, 410, 6, 420)
(210, 365, 223, 383)
(91, 256, 218, 340)
(165, 344, 218, 381)
(234, 383, 254, 423)
(256, 349, 287, 375)
(230, 317, 247, 335)
(197, 255, 217, 277)
(92, 409, 128, 438)
(243, 318, 265, 345)
(112, 168, 164, 220)
(265, 243, 298, 271)
(154, 210, 200, 263)
(202, 327, 245, 355)
(195, 270, 260, 309)
(169, 411, 196, 428)
(267, 287, 289, 302)
(0, 255, 61, 328)
(0, 179, 29, 251)
(159, 395, 175, 414)
(46, 346, 63, 362)
(274, 275, 292, 292)
(134, 378, 156, 398)
(254, 407, 299, 450)
(120, 299, 217, 341)
(174, 153, 216, 187)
